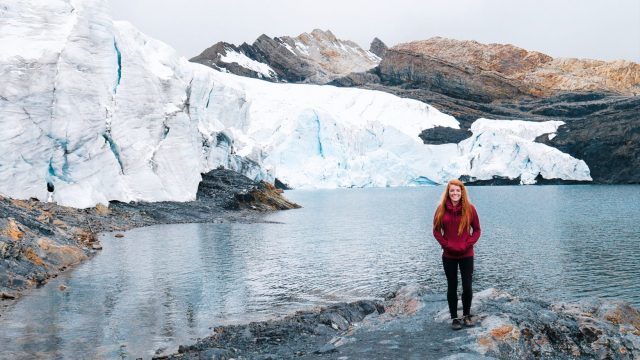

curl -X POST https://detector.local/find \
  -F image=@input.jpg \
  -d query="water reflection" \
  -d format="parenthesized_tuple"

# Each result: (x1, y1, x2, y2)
(0, 185, 638, 359)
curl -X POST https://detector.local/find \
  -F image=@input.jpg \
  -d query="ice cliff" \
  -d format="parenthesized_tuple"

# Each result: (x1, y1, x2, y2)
(0, 0, 591, 208)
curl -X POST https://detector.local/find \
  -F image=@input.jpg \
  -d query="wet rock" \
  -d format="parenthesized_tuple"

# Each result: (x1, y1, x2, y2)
(197, 348, 233, 359)
(318, 312, 349, 330)
(164, 285, 640, 359)
(315, 342, 337, 354)
(33, 272, 47, 285)
(0, 292, 16, 300)
(254, 354, 278, 360)
(273, 178, 291, 190)
(383, 283, 427, 316)
(1, 218, 25, 241)
(164, 299, 381, 359)
(232, 181, 301, 211)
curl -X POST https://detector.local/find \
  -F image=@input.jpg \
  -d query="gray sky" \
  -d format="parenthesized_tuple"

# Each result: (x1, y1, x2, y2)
(109, 0, 640, 62)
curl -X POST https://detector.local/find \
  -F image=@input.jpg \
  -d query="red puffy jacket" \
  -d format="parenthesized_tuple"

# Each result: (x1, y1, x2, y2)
(433, 200, 481, 259)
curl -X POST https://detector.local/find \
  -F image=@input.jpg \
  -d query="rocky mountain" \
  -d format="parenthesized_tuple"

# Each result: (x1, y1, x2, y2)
(191, 32, 638, 183)
(329, 37, 640, 184)
(369, 37, 388, 58)
(382, 37, 640, 99)
(190, 29, 381, 84)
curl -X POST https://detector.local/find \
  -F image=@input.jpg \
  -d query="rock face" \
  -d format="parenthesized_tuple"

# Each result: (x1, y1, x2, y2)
(190, 29, 381, 84)
(379, 45, 528, 103)
(369, 37, 388, 58)
(331, 38, 640, 184)
(198, 169, 301, 211)
(0, 168, 299, 297)
(389, 37, 640, 98)
(166, 285, 640, 359)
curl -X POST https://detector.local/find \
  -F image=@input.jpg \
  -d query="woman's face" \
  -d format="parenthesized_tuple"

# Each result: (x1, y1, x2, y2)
(448, 184, 462, 203)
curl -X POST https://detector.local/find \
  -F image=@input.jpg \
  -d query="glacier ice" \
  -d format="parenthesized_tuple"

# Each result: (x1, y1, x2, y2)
(0, 0, 591, 208)
(434, 119, 591, 184)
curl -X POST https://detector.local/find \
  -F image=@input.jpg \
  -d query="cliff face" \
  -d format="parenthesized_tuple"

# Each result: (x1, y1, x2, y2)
(389, 37, 640, 98)
(369, 37, 388, 58)
(191, 29, 381, 84)
(378, 47, 527, 103)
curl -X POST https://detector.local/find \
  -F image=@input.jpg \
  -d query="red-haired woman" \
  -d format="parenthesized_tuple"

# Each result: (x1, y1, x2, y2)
(433, 179, 481, 330)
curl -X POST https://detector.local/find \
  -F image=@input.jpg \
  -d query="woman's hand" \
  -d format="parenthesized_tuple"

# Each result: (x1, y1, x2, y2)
(445, 241, 467, 256)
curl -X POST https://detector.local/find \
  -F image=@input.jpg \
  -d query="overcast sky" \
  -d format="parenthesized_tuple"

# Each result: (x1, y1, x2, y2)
(109, 0, 640, 62)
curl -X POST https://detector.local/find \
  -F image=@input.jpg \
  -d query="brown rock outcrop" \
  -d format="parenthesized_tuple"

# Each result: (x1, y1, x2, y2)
(390, 37, 640, 97)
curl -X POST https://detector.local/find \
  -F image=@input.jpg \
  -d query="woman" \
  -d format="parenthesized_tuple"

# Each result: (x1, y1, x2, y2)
(433, 179, 481, 330)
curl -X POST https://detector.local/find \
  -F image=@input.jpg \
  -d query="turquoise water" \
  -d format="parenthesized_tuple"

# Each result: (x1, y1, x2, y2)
(1, 185, 638, 359)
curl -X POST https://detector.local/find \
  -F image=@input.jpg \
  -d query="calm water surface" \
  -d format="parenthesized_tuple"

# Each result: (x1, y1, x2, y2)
(1, 185, 638, 359)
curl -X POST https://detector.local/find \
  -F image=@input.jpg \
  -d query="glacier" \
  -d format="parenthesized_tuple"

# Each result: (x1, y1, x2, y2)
(0, 0, 591, 208)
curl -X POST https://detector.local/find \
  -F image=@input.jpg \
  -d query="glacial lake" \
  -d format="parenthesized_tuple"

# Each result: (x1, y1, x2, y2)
(1, 185, 639, 359)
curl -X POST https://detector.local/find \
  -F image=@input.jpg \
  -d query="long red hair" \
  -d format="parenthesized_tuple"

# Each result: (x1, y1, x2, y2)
(433, 179, 474, 235)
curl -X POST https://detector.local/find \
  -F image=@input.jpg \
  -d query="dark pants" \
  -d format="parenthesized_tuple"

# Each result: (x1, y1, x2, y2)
(442, 255, 474, 319)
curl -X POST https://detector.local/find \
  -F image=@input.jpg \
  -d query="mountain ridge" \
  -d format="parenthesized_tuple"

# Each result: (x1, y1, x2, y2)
(190, 29, 380, 84)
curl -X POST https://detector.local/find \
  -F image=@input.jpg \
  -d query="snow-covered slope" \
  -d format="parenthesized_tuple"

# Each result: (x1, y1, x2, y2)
(0, 0, 590, 208)
(191, 29, 381, 84)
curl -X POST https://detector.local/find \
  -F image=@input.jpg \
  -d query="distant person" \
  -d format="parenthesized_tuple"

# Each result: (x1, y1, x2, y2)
(46, 181, 55, 203)
(432, 179, 481, 330)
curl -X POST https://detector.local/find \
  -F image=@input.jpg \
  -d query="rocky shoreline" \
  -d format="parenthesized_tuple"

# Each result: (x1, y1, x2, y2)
(162, 284, 640, 360)
(0, 168, 300, 313)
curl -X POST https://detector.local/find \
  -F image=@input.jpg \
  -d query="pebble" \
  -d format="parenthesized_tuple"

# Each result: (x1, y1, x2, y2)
(0, 292, 16, 300)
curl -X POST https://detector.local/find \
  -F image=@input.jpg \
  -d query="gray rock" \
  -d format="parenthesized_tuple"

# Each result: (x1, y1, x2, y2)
(197, 347, 233, 360)
(162, 286, 640, 360)
(315, 342, 337, 354)
(191, 29, 380, 85)
(369, 37, 388, 58)
(420, 126, 473, 145)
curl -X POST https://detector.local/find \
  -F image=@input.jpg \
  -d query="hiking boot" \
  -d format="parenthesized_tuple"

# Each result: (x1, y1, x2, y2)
(451, 318, 463, 330)
(463, 315, 475, 327)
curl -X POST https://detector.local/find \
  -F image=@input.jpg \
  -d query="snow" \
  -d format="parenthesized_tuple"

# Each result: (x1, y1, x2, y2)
(281, 41, 297, 55)
(433, 119, 591, 184)
(366, 51, 382, 62)
(294, 40, 310, 56)
(0, 0, 592, 208)
(219, 49, 276, 79)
